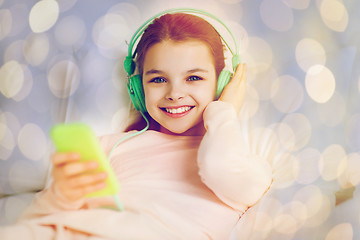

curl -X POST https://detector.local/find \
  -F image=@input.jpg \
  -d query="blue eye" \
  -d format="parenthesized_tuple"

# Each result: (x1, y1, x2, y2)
(188, 76, 202, 81)
(150, 77, 166, 83)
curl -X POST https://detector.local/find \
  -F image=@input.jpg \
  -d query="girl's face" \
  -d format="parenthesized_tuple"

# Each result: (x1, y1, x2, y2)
(142, 40, 217, 136)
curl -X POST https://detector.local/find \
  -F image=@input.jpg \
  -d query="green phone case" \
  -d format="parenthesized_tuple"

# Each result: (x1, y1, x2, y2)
(50, 123, 120, 198)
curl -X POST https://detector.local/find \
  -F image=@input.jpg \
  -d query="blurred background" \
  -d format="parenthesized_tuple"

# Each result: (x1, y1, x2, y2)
(0, 0, 359, 239)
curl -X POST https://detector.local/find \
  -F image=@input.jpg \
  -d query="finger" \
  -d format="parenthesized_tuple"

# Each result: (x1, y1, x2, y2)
(232, 63, 246, 86)
(70, 181, 107, 199)
(67, 172, 108, 189)
(52, 152, 81, 166)
(61, 161, 99, 177)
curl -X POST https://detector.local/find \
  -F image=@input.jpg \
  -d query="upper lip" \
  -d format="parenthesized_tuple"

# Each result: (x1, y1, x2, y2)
(161, 105, 194, 109)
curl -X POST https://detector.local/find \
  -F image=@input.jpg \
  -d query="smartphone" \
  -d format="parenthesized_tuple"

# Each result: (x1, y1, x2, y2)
(50, 123, 120, 198)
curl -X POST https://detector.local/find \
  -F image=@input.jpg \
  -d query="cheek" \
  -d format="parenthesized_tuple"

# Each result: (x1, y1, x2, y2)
(205, 80, 218, 101)
(144, 87, 158, 109)
(144, 91, 152, 109)
(195, 88, 216, 108)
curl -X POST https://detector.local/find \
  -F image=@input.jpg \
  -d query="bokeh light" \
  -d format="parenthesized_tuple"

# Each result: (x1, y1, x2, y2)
(107, 2, 142, 29)
(282, 113, 312, 151)
(273, 213, 298, 235)
(0, 121, 15, 161)
(240, 84, 260, 119)
(319, 144, 347, 182)
(245, 37, 273, 73)
(325, 223, 353, 240)
(6, 113, 20, 133)
(47, 60, 80, 98)
(252, 127, 280, 167)
(0, 60, 24, 99)
(272, 152, 299, 188)
(29, 0, 59, 33)
(340, 153, 360, 187)
(92, 12, 130, 59)
(23, 33, 50, 66)
(288, 201, 308, 224)
(227, 21, 249, 56)
(250, 68, 277, 101)
(293, 185, 332, 228)
(319, 0, 349, 32)
(12, 65, 33, 102)
(271, 75, 304, 113)
(17, 123, 47, 161)
(271, 122, 295, 152)
(296, 38, 327, 72)
(254, 197, 283, 232)
(253, 211, 273, 234)
(4, 40, 24, 62)
(305, 65, 336, 103)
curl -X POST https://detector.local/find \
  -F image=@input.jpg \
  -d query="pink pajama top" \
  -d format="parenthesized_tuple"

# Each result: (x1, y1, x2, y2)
(16, 101, 273, 240)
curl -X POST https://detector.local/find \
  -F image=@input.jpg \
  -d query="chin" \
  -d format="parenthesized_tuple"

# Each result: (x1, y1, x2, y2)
(161, 127, 188, 136)
(160, 123, 205, 136)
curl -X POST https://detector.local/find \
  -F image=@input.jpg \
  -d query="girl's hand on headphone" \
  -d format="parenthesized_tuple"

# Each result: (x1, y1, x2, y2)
(218, 63, 247, 114)
(51, 152, 108, 202)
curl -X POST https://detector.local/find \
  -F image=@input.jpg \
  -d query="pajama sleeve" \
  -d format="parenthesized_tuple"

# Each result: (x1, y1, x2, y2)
(16, 183, 86, 222)
(197, 101, 273, 212)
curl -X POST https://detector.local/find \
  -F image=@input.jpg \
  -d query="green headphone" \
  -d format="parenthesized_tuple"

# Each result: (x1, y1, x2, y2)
(124, 8, 241, 113)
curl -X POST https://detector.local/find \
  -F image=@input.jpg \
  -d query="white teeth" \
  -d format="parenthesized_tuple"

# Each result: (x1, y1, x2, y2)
(165, 106, 191, 114)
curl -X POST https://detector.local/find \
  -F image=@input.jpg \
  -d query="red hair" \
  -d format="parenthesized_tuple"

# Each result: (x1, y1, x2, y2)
(135, 13, 225, 78)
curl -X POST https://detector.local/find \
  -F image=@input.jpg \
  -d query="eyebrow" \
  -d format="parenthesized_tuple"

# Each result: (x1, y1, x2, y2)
(186, 68, 209, 74)
(144, 68, 209, 75)
(144, 69, 165, 75)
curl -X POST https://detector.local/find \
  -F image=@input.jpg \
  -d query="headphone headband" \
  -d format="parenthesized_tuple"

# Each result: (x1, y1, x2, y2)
(125, 8, 240, 76)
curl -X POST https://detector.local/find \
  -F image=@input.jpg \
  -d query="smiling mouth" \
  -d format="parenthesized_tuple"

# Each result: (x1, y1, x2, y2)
(160, 106, 194, 115)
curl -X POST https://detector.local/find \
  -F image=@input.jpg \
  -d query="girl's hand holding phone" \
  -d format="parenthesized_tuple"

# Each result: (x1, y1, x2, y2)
(218, 63, 247, 113)
(51, 152, 108, 202)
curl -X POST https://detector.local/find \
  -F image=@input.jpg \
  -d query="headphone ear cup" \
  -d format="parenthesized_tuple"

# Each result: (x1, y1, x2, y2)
(124, 56, 136, 76)
(216, 69, 232, 98)
(127, 75, 147, 113)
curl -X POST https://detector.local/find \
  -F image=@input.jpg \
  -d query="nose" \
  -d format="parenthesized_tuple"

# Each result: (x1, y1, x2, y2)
(166, 82, 185, 101)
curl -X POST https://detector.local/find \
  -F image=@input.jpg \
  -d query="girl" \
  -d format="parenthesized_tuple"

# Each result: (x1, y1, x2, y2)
(0, 11, 272, 240)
